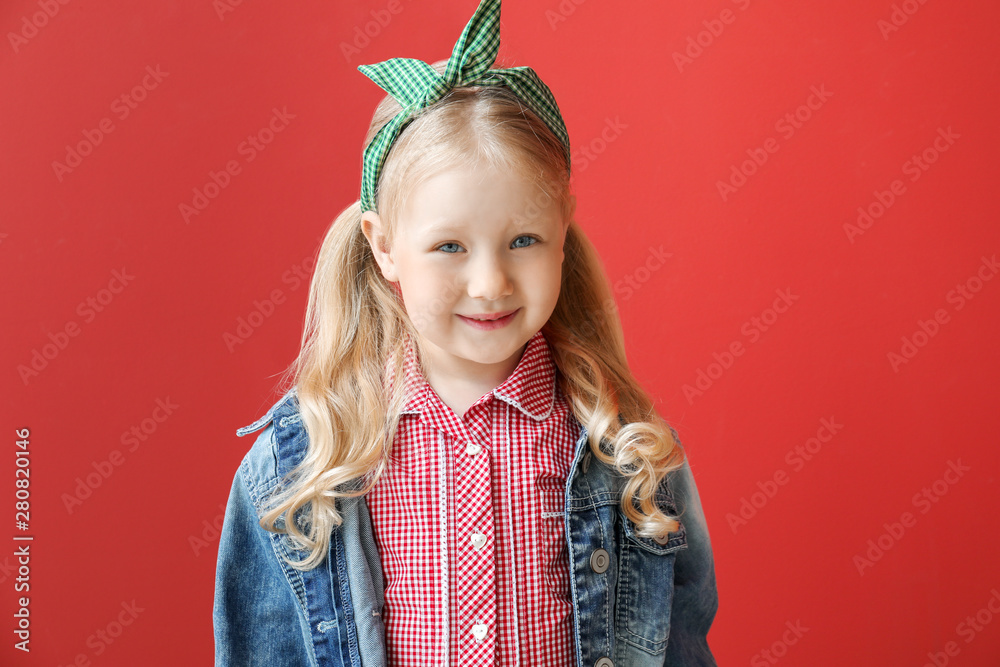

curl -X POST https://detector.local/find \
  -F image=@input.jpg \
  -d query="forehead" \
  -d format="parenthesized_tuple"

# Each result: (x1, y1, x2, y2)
(398, 166, 561, 233)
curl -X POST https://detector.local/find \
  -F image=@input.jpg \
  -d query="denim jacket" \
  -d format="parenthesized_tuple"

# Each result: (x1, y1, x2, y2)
(213, 387, 718, 666)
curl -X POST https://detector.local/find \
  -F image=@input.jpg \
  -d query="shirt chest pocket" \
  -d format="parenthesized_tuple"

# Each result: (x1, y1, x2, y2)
(386, 436, 435, 479)
(614, 499, 688, 655)
(537, 484, 571, 597)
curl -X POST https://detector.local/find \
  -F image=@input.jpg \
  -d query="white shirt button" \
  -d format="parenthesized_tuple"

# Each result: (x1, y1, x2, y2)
(472, 623, 488, 641)
(465, 441, 482, 456)
(470, 532, 487, 549)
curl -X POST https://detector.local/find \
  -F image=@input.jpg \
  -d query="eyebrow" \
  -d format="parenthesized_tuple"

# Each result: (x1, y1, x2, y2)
(422, 216, 549, 235)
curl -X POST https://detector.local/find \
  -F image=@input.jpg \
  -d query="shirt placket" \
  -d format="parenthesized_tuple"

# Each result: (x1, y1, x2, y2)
(452, 403, 497, 664)
(493, 398, 521, 665)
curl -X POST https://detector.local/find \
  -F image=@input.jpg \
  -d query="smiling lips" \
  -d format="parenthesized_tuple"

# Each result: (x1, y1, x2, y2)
(458, 308, 520, 330)
(463, 308, 519, 321)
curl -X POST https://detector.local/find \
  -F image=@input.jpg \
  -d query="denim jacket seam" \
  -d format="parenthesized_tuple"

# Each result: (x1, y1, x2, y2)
(332, 527, 362, 665)
(598, 501, 612, 658)
(237, 431, 318, 651)
(616, 539, 661, 653)
(240, 458, 279, 513)
(574, 431, 615, 661)
(567, 490, 619, 511)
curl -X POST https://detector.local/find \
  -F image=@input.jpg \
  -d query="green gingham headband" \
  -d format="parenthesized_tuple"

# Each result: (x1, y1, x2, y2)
(356, 0, 572, 213)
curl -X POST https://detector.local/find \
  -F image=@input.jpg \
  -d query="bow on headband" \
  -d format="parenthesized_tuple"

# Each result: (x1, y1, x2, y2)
(356, 0, 572, 213)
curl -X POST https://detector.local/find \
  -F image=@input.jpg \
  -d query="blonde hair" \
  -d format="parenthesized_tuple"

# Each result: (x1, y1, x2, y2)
(258, 62, 686, 570)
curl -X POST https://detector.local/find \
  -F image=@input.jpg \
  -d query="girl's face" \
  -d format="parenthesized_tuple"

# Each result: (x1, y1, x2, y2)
(363, 164, 570, 386)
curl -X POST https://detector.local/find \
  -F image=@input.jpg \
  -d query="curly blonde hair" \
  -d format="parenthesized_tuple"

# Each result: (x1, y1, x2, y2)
(258, 62, 686, 570)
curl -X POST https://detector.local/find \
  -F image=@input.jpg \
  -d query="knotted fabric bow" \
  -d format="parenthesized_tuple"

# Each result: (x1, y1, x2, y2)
(356, 0, 571, 213)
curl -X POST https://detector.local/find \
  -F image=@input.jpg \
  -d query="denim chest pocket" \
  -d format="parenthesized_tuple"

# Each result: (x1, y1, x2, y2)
(615, 502, 688, 654)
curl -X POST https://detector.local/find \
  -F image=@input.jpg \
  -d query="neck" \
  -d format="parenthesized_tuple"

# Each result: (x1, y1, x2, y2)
(415, 338, 527, 418)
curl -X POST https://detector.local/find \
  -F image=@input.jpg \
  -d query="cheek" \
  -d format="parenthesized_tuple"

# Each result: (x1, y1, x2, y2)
(399, 263, 455, 313)
(535, 250, 565, 298)
(513, 256, 562, 316)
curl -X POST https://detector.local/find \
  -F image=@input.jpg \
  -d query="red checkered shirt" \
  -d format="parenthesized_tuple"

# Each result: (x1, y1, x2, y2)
(366, 329, 581, 666)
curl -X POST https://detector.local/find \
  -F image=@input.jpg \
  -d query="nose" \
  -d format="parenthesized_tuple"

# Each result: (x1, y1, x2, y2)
(465, 252, 513, 301)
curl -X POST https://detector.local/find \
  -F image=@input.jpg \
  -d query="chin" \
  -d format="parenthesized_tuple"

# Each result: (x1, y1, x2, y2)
(455, 339, 521, 363)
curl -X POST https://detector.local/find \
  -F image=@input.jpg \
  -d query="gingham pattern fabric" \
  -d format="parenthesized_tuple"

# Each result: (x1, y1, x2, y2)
(356, 0, 572, 212)
(366, 330, 580, 665)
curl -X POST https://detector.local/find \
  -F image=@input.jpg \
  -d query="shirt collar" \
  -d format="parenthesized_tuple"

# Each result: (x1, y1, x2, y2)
(395, 329, 557, 422)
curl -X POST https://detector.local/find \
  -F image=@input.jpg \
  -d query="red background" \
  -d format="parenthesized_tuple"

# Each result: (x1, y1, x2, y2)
(3, 0, 999, 665)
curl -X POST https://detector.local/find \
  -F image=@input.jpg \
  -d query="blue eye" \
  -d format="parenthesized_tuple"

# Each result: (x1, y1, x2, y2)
(434, 236, 538, 253)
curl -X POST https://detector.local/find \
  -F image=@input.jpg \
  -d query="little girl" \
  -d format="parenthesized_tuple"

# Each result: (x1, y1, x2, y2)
(213, 1, 718, 665)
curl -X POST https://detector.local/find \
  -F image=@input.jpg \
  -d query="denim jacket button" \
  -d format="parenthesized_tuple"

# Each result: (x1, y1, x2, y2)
(590, 548, 609, 573)
(653, 533, 669, 545)
(594, 658, 614, 667)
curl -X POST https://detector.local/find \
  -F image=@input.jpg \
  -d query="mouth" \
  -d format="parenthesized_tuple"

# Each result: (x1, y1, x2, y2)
(460, 308, 519, 322)
(457, 308, 520, 329)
